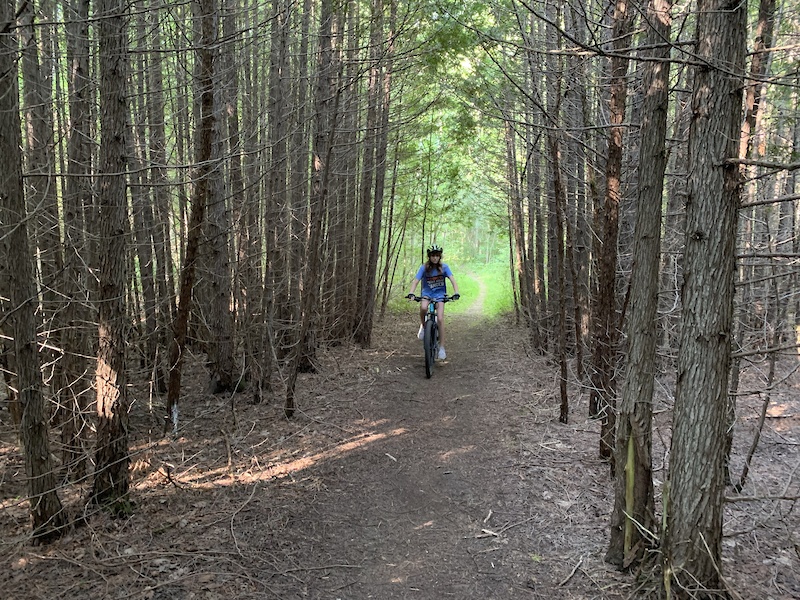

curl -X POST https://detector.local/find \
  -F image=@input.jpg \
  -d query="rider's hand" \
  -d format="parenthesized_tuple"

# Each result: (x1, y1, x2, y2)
(452, 293, 460, 300)
(406, 293, 415, 300)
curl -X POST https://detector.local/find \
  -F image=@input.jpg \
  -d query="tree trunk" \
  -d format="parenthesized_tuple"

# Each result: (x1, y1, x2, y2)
(128, 11, 161, 394)
(565, 3, 591, 377)
(725, 0, 777, 483)
(285, 0, 339, 416)
(0, 1, 66, 538)
(326, 2, 358, 341)
(606, 0, 671, 570)
(589, 0, 634, 469)
(289, 0, 312, 347)
(506, 118, 529, 326)
(206, 62, 236, 394)
(20, 0, 62, 328)
(359, 0, 394, 347)
(663, 0, 746, 594)
(241, 0, 269, 402)
(522, 25, 542, 350)
(543, 0, 562, 350)
(59, 0, 93, 476)
(548, 132, 569, 425)
(353, 0, 383, 346)
(165, 0, 216, 433)
(91, 0, 131, 513)
(147, 0, 176, 391)
(660, 67, 691, 357)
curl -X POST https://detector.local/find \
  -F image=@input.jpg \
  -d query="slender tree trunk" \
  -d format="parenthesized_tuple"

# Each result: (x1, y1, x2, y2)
(147, 0, 176, 360)
(725, 0, 777, 481)
(129, 11, 160, 393)
(506, 119, 529, 325)
(285, 0, 339, 416)
(1, 1, 66, 537)
(327, 3, 358, 340)
(548, 132, 569, 424)
(165, 0, 216, 433)
(589, 0, 634, 469)
(379, 124, 403, 317)
(206, 63, 236, 394)
(59, 0, 92, 476)
(663, 0, 746, 594)
(606, 0, 671, 570)
(91, 0, 131, 512)
(542, 1, 568, 422)
(223, 0, 245, 352)
(20, 0, 62, 325)
(359, 0, 394, 347)
(265, 0, 291, 361)
(289, 0, 311, 346)
(566, 3, 591, 377)
(241, 0, 269, 401)
(660, 69, 691, 357)
(525, 141, 543, 351)
(543, 0, 561, 350)
(353, 0, 383, 346)
(522, 23, 543, 350)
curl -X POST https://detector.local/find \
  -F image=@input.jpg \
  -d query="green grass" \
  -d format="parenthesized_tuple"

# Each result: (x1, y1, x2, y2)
(450, 261, 515, 319)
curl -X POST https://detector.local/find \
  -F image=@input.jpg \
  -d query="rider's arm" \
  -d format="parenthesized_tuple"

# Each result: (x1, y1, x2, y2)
(448, 275, 459, 296)
(409, 277, 420, 296)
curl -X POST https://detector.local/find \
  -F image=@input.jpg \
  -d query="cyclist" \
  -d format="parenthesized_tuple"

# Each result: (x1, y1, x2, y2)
(407, 244, 460, 359)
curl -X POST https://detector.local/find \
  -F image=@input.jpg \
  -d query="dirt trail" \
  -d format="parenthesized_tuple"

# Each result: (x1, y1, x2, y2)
(2, 284, 798, 599)
(271, 314, 539, 598)
(238, 305, 626, 599)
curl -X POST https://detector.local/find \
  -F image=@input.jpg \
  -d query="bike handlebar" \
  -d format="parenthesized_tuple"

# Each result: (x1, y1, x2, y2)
(406, 294, 459, 302)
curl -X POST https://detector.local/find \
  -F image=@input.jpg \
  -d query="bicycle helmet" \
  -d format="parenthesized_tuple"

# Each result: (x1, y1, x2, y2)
(427, 244, 443, 257)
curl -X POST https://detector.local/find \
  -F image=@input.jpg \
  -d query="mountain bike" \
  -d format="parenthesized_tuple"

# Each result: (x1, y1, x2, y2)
(407, 294, 457, 378)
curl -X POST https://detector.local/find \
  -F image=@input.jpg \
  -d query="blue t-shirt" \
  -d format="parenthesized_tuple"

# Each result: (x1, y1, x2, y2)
(416, 263, 453, 300)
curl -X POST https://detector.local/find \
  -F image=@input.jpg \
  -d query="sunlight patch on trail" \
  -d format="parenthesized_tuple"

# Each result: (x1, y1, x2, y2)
(248, 428, 408, 484)
(438, 446, 476, 462)
(166, 428, 408, 489)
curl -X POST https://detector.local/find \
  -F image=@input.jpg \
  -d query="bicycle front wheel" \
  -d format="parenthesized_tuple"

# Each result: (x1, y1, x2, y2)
(423, 319, 436, 378)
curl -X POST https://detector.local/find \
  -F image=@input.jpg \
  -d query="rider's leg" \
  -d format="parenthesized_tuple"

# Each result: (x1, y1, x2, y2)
(436, 301, 445, 346)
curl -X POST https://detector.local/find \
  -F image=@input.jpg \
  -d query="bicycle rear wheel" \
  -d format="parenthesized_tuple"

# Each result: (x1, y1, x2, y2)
(423, 319, 436, 378)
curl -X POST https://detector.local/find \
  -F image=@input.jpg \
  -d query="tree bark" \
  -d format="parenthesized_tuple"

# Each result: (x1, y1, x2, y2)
(725, 0, 777, 483)
(59, 0, 92, 476)
(548, 132, 569, 425)
(165, 0, 216, 433)
(589, 0, 634, 469)
(129, 9, 161, 394)
(147, 0, 177, 370)
(20, 0, 62, 324)
(359, 0, 394, 347)
(1, 0, 66, 538)
(206, 58, 236, 394)
(241, 0, 269, 402)
(606, 0, 671, 570)
(522, 22, 543, 350)
(285, 0, 340, 416)
(663, 0, 746, 594)
(353, 0, 384, 346)
(91, 0, 132, 512)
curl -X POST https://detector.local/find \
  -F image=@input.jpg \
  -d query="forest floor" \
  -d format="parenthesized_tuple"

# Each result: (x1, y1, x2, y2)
(1, 287, 799, 599)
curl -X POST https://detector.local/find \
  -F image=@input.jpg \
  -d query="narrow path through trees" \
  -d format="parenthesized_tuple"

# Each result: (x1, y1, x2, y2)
(239, 309, 624, 599)
(2, 280, 797, 599)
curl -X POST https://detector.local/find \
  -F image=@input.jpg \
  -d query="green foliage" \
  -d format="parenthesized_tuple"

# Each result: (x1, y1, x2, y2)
(380, 0, 515, 305)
